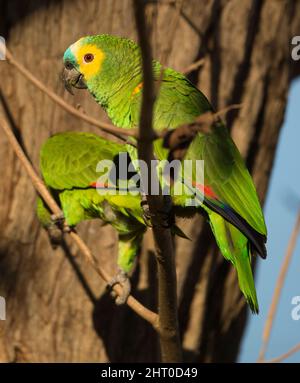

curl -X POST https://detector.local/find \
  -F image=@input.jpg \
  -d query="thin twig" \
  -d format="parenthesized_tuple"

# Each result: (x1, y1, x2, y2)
(182, 58, 205, 75)
(0, 114, 158, 329)
(0, 115, 62, 216)
(2, 43, 137, 142)
(258, 210, 300, 362)
(134, 0, 182, 363)
(214, 103, 243, 118)
(157, 103, 243, 142)
(264, 342, 300, 363)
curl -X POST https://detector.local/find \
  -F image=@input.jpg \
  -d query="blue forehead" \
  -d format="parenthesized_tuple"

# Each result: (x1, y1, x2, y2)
(63, 47, 76, 65)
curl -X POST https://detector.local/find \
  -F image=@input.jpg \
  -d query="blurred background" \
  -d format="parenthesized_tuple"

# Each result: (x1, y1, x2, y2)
(0, 0, 299, 363)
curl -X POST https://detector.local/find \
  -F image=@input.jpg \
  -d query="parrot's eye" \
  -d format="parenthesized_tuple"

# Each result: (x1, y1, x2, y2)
(65, 61, 74, 70)
(84, 53, 94, 63)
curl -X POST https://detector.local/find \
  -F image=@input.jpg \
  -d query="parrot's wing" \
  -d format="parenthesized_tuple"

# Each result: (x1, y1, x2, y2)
(154, 69, 212, 131)
(129, 68, 213, 163)
(40, 132, 125, 190)
(130, 67, 212, 133)
(40, 132, 143, 225)
(185, 126, 267, 242)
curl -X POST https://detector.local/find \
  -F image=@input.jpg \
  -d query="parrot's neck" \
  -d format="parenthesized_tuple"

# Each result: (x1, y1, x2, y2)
(86, 41, 145, 128)
(86, 46, 162, 129)
(89, 67, 143, 128)
(90, 64, 164, 129)
(107, 68, 143, 128)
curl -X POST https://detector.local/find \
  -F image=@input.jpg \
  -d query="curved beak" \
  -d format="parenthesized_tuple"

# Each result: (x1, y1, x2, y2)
(62, 67, 87, 95)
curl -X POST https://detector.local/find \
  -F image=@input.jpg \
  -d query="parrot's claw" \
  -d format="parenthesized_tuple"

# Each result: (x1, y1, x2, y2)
(50, 212, 71, 233)
(50, 212, 65, 225)
(46, 213, 71, 248)
(159, 195, 174, 228)
(46, 223, 64, 248)
(107, 269, 131, 305)
(141, 195, 174, 228)
(141, 198, 154, 227)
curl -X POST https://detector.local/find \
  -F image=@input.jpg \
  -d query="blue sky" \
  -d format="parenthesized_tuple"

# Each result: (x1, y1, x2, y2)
(239, 78, 300, 362)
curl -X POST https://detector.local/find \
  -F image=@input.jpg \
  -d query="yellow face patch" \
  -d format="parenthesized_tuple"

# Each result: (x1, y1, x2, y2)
(72, 43, 105, 81)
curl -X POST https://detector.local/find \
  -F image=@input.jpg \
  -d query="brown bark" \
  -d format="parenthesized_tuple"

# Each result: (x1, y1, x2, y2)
(0, 0, 299, 362)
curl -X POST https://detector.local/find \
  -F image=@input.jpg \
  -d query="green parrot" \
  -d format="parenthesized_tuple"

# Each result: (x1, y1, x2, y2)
(60, 35, 267, 313)
(37, 131, 189, 302)
(37, 132, 147, 300)
(37, 131, 189, 303)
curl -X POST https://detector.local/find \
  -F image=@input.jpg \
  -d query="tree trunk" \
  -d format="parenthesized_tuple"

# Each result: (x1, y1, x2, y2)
(0, 0, 299, 362)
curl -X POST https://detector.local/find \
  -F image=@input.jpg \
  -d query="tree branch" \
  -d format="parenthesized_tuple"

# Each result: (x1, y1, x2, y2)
(258, 209, 300, 362)
(182, 58, 205, 75)
(264, 342, 300, 363)
(0, 114, 159, 330)
(133, 0, 182, 363)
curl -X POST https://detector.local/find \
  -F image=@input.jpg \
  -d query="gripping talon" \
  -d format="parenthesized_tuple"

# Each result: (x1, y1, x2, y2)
(46, 212, 71, 247)
(141, 195, 153, 227)
(107, 269, 131, 305)
(50, 212, 71, 232)
(141, 195, 174, 228)
(50, 212, 65, 226)
(46, 223, 64, 247)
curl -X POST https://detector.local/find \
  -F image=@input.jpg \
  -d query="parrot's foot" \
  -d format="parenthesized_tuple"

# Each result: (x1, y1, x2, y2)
(141, 194, 174, 228)
(50, 213, 71, 233)
(46, 223, 64, 248)
(141, 195, 154, 227)
(46, 213, 70, 248)
(107, 269, 131, 305)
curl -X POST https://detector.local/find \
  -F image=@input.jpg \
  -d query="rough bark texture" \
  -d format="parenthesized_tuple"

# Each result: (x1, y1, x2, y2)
(0, 0, 299, 362)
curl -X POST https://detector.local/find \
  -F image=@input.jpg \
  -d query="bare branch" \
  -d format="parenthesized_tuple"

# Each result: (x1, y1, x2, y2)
(182, 58, 205, 75)
(134, 0, 182, 363)
(0, 115, 62, 216)
(0, 114, 158, 329)
(159, 103, 243, 139)
(258, 210, 300, 362)
(160, 104, 243, 161)
(264, 342, 300, 363)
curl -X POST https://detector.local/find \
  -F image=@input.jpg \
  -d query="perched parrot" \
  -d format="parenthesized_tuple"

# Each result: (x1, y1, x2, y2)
(37, 131, 186, 302)
(60, 34, 267, 313)
(37, 132, 145, 293)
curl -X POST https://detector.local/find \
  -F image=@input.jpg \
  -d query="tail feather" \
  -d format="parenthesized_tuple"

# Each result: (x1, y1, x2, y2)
(203, 197, 267, 259)
(234, 244, 259, 314)
(207, 209, 259, 313)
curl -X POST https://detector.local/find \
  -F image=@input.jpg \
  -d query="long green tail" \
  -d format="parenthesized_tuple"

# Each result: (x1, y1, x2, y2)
(206, 209, 259, 313)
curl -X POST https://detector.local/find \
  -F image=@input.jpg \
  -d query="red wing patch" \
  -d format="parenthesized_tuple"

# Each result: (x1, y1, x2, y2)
(192, 182, 218, 199)
(89, 181, 108, 189)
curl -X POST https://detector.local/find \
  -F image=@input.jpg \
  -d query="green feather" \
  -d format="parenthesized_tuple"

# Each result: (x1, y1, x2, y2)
(207, 209, 259, 313)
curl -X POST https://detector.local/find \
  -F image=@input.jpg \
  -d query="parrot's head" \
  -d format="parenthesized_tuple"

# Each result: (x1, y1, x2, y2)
(63, 35, 141, 103)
